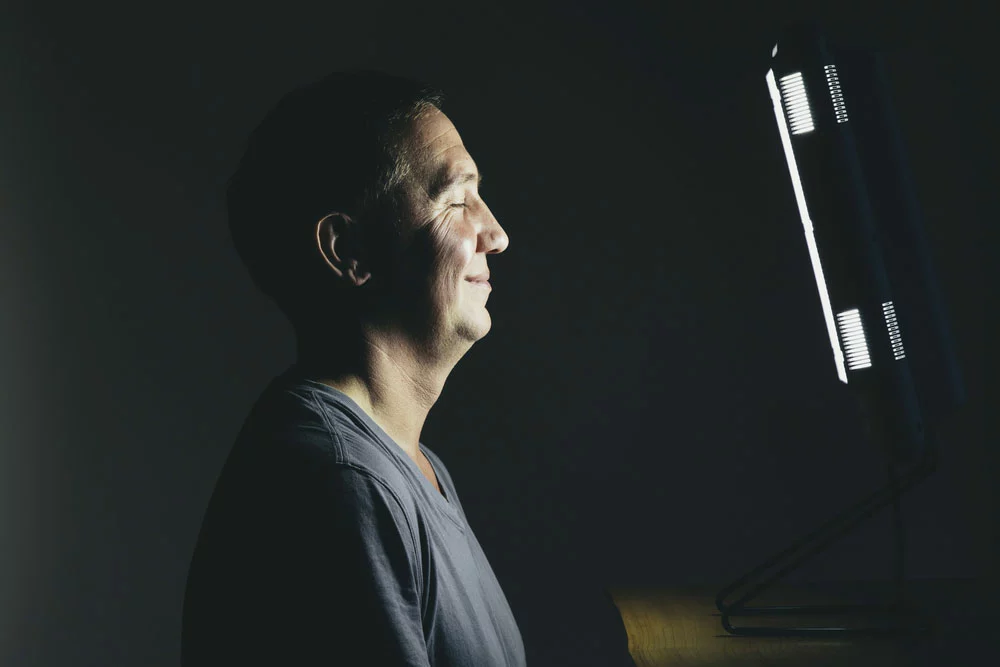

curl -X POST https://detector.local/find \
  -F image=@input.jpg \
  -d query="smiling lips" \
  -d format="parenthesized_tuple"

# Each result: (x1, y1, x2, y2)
(465, 274, 491, 289)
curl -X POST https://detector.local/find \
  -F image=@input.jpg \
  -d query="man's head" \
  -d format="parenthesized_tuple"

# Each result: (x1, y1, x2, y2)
(227, 70, 508, 358)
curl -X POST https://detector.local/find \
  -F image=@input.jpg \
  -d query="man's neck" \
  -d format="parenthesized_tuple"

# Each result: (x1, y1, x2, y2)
(295, 328, 460, 462)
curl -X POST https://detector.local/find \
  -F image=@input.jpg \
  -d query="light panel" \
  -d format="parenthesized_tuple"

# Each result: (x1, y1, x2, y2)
(778, 72, 815, 135)
(767, 68, 848, 383)
(824, 64, 849, 124)
(883, 301, 906, 360)
(836, 308, 873, 371)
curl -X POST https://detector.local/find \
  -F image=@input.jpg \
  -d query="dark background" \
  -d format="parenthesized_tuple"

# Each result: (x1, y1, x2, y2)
(1, 0, 992, 664)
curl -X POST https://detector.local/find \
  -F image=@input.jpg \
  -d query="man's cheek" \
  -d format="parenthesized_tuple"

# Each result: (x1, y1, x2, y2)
(460, 236, 476, 265)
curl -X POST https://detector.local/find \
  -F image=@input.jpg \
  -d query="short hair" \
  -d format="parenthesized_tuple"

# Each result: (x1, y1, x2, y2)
(226, 69, 445, 332)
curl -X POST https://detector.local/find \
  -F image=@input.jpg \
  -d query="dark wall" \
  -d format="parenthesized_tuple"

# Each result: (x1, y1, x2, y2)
(2, 1, 991, 664)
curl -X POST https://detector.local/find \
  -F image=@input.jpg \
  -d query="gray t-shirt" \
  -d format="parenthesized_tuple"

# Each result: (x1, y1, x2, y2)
(182, 366, 526, 667)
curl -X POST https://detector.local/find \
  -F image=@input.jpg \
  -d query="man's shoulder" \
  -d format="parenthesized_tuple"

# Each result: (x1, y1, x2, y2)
(240, 373, 419, 505)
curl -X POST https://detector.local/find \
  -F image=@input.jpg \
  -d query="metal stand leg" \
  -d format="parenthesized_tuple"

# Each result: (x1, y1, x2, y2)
(715, 446, 937, 637)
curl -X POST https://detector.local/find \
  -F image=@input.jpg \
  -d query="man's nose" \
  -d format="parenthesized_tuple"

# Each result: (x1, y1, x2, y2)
(482, 208, 508, 254)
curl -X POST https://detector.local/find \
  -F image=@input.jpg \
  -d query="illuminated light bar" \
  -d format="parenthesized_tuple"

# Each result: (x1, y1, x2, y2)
(883, 301, 906, 360)
(767, 68, 847, 383)
(836, 308, 873, 371)
(824, 64, 849, 123)
(778, 72, 815, 135)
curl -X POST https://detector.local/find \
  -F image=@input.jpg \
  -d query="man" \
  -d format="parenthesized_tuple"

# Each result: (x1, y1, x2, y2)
(181, 69, 524, 666)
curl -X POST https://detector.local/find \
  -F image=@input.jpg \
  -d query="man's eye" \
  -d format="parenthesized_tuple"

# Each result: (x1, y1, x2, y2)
(449, 202, 467, 208)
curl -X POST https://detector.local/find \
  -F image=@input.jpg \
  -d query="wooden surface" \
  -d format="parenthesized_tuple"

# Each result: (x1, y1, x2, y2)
(608, 579, 991, 666)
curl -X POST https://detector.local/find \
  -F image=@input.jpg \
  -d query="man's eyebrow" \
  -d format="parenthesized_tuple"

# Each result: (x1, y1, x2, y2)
(426, 166, 484, 201)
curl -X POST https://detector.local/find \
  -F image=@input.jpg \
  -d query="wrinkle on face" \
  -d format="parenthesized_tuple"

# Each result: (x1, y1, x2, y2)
(407, 112, 476, 203)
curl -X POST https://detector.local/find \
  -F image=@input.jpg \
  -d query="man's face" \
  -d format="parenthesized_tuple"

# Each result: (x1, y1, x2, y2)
(385, 108, 508, 354)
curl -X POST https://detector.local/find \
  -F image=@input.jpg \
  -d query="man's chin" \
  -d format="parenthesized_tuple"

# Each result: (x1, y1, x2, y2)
(456, 316, 491, 343)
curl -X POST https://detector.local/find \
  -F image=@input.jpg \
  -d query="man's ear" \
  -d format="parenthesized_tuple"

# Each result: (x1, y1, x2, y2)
(315, 212, 372, 287)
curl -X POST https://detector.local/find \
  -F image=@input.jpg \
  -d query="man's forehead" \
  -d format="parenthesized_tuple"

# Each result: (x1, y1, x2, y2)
(402, 110, 480, 202)
(427, 144, 473, 172)
(411, 107, 459, 148)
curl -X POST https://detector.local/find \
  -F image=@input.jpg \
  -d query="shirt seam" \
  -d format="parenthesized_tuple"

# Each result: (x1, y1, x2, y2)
(297, 384, 467, 532)
(301, 387, 426, 599)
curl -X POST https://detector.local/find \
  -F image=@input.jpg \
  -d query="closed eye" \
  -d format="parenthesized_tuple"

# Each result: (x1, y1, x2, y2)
(449, 202, 467, 208)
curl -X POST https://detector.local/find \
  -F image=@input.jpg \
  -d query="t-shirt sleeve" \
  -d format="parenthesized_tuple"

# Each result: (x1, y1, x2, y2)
(278, 464, 430, 666)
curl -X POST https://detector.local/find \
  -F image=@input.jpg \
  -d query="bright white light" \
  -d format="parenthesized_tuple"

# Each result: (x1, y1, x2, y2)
(836, 308, 873, 370)
(778, 72, 815, 135)
(767, 68, 848, 383)
(824, 64, 849, 124)
(883, 301, 906, 360)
